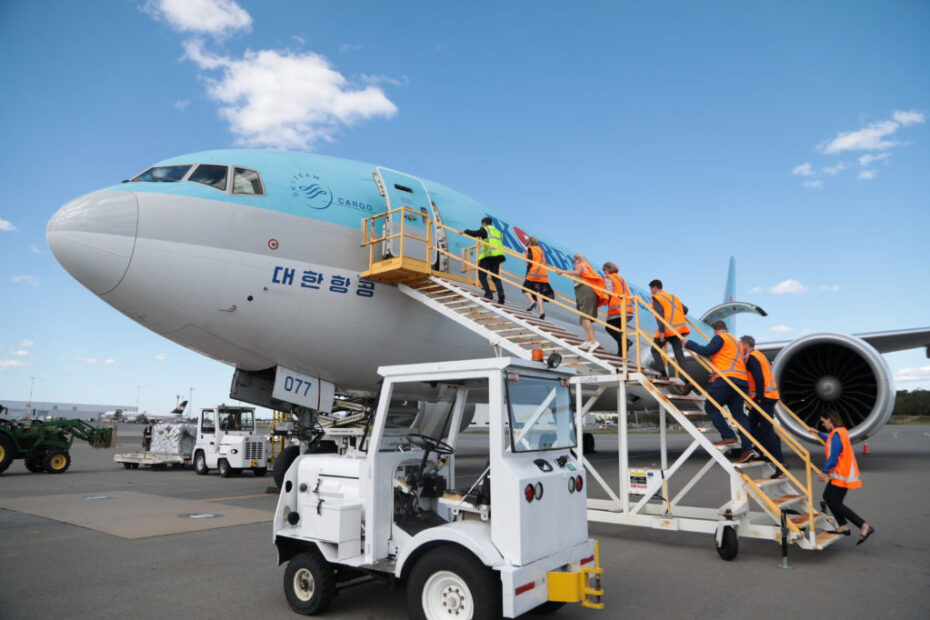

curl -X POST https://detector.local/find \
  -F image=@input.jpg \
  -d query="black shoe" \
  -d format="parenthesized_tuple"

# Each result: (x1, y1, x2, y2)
(498, 295, 505, 305)
(857, 526, 875, 545)
(526, 302, 537, 312)
(483, 291, 493, 300)
(539, 313, 546, 320)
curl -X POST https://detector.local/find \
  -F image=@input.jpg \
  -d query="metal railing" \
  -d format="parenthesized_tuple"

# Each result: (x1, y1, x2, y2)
(360, 212, 826, 540)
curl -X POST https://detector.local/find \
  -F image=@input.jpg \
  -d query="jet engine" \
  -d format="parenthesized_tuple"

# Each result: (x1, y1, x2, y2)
(773, 333, 894, 444)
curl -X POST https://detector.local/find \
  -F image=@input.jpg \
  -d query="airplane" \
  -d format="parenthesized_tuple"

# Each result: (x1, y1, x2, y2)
(46, 149, 930, 445)
(100, 400, 188, 422)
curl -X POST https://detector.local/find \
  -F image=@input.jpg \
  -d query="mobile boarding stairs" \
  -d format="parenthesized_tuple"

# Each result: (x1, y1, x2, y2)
(359, 198, 843, 560)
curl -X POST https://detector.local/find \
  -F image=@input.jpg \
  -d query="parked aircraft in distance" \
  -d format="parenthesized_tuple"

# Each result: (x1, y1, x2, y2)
(48, 150, 930, 444)
(101, 400, 188, 422)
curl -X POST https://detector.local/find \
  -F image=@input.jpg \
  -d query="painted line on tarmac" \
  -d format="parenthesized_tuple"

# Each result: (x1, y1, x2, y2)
(201, 493, 273, 502)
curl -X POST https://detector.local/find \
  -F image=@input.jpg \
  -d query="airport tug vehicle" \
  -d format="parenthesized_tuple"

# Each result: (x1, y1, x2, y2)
(192, 405, 270, 477)
(273, 357, 603, 618)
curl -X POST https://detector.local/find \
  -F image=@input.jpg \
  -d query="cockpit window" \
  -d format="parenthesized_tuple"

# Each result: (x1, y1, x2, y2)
(131, 165, 191, 183)
(232, 168, 264, 195)
(189, 164, 228, 191)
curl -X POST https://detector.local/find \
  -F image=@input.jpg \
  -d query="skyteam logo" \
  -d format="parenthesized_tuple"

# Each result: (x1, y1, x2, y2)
(290, 172, 333, 210)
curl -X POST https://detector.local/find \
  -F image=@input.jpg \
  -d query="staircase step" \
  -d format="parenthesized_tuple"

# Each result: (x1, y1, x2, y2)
(750, 477, 788, 488)
(772, 494, 804, 509)
(789, 512, 825, 529)
(815, 531, 843, 548)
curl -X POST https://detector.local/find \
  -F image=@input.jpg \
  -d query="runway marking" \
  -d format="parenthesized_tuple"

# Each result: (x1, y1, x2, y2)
(201, 493, 272, 502)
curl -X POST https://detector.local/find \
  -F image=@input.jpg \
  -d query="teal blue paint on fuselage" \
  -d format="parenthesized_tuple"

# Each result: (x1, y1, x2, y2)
(116, 149, 705, 343)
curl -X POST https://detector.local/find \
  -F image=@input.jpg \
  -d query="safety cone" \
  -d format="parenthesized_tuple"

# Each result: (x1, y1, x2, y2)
(863, 442, 870, 455)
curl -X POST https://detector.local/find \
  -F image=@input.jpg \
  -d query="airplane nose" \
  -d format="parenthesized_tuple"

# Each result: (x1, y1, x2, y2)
(47, 190, 138, 295)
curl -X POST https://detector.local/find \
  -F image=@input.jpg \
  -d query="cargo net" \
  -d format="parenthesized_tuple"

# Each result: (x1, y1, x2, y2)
(150, 423, 197, 456)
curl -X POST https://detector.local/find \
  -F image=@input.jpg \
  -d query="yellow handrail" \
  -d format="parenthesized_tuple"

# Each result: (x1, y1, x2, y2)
(361, 213, 823, 536)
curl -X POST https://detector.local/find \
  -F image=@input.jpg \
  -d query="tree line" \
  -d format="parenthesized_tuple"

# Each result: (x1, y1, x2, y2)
(894, 389, 930, 416)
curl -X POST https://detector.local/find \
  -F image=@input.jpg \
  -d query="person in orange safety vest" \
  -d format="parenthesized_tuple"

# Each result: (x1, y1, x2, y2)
(648, 280, 690, 379)
(603, 262, 633, 356)
(739, 335, 786, 473)
(522, 236, 554, 320)
(557, 254, 606, 352)
(812, 410, 875, 543)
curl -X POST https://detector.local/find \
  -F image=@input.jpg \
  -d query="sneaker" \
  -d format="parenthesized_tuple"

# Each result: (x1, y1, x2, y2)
(713, 437, 738, 448)
(732, 451, 754, 464)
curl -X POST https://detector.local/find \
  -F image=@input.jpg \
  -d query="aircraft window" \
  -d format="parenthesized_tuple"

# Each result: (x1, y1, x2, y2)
(189, 164, 228, 191)
(232, 168, 264, 195)
(394, 184, 414, 193)
(131, 165, 192, 183)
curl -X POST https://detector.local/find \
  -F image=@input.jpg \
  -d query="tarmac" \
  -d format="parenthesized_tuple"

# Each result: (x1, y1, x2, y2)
(1, 423, 928, 619)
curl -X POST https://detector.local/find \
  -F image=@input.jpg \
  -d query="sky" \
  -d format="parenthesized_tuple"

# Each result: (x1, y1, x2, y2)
(1, 0, 929, 414)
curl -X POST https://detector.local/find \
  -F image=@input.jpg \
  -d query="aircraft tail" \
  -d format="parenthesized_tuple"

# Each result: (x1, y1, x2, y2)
(723, 257, 736, 333)
(173, 400, 188, 414)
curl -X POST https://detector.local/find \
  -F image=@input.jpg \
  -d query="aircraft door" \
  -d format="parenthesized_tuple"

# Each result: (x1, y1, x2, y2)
(372, 167, 448, 271)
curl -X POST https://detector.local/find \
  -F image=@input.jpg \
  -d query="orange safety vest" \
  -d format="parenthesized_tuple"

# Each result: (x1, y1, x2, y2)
(745, 349, 780, 399)
(709, 333, 748, 382)
(653, 291, 690, 338)
(578, 260, 608, 306)
(825, 427, 861, 489)
(606, 273, 633, 317)
(526, 246, 549, 283)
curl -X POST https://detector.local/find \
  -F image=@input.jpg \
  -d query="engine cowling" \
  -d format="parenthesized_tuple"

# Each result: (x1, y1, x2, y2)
(773, 332, 894, 444)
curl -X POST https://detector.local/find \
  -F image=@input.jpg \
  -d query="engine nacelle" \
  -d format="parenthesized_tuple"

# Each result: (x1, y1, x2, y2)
(773, 333, 894, 444)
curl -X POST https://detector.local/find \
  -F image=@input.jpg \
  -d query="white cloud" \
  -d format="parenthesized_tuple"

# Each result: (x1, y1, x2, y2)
(29, 244, 42, 254)
(339, 43, 364, 54)
(103, 358, 120, 366)
(895, 365, 930, 382)
(770, 279, 808, 295)
(750, 286, 762, 294)
(0, 359, 30, 372)
(822, 162, 847, 175)
(770, 325, 793, 333)
(13, 275, 39, 287)
(76, 357, 98, 364)
(144, 0, 251, 38)
(892, 109, 925, 127)
(19, 340, 34, 347)
(183, 40, 398, 150)
(820, 119, 900, 154)
(0, 218, 15, 231)
(792, 162, 814, 176)
(803, 179, 823, 189)
(858, 152, 891, 166)
(174, 99, 190, 111)
(154, 353, 168, 361)
(11, 349, 29, 357)
(817, 284, 840, 292)
(858, 170, 877, 180)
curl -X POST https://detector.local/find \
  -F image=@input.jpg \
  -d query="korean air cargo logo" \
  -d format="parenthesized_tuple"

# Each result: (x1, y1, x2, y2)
(290, 173, 333, 210)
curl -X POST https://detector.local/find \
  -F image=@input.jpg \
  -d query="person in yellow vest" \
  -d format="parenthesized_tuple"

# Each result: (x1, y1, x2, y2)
(648, 280, 690, 378)
(522, 237, 554, 320)
(557, 253, 607, 352)
(603, 262, 633, 356)
(683, 320, 754, 463)
(813, 410, 875, 543)
(462, 216, 506, 304)
(740, 335, 786, 473)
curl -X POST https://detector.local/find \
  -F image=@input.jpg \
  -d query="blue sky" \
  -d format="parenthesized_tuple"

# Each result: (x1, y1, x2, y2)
(1, 0, 928, 413)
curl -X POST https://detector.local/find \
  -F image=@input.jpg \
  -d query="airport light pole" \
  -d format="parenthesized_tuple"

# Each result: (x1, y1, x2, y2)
(189, 387, 194, 415)
(27, 376, 35, 420)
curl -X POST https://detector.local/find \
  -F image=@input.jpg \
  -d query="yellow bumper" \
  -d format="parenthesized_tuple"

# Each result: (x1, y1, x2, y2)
(547, 540, 604, 610)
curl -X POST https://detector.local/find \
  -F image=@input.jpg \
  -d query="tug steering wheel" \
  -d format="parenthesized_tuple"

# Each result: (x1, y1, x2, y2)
(406, 433, 454, 456)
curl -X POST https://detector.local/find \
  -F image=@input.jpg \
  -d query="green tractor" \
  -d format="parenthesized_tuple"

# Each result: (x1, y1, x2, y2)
(0, 415, 115, 474)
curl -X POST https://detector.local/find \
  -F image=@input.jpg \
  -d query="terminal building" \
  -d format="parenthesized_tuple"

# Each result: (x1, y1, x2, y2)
(0, 399, 137, 421)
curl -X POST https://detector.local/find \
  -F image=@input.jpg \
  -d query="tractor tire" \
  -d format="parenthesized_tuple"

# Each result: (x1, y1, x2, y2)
(194, 451, 209, 475)
(253, 467, 267, 477)
(407, 546, 502, 620)
(25, 456, 46, 473)
(218, 458, 232, 478)
(44, 449, 71, 474)
(283, 549, 337, 615)
(273, 445, 300, 489)
(0, 434, 14, 474)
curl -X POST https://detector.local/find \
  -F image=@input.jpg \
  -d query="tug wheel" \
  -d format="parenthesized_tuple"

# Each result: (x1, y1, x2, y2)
(218, 458, 232, 478)
(25, 455, 46, 473)
(284, 549, 337, 615)
(407, 546, 501, 620)
(194, 451, 209, 475)
(44, 449, 71, 474)
(716, 525, 739, 561)
(583, 433, 596, 453)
